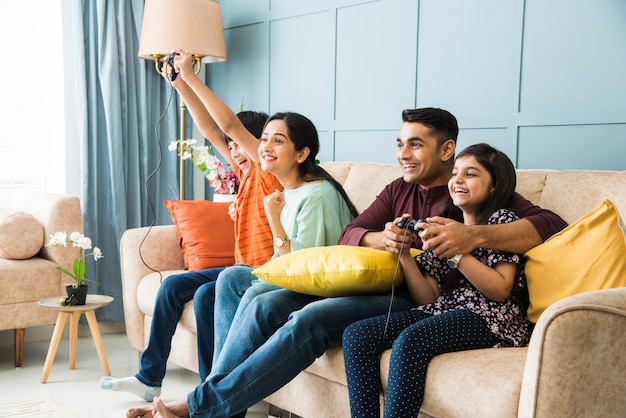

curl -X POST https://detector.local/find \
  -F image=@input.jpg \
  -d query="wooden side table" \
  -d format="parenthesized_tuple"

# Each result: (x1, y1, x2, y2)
(38, 294, 114, 383)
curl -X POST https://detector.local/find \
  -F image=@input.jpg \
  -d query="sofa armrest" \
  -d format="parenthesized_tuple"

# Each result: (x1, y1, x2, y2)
(519, 287, 626, 417)
(120, 225, 184, 351)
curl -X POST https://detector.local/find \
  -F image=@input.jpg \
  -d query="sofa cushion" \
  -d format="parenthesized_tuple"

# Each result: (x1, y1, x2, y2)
(0, 209, 44, 260)
(524, 199, 626, 322)
(163, 200, 235, 271)
(253, 245, 420, 297)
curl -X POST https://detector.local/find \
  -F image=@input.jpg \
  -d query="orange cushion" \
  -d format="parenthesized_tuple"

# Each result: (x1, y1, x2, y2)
(163, 200, 236, 271)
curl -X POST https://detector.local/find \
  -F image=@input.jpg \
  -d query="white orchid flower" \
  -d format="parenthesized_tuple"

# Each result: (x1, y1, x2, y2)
(47, 231, 67, 248)
(92, 247, 104, 260)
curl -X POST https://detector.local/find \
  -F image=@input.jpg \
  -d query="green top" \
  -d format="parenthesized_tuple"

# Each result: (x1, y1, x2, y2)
(274, 180, 353, 257)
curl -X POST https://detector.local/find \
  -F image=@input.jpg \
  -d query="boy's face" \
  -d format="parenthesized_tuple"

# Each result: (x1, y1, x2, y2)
(229, 140, 252, 175)
(396, 122, 454, 189)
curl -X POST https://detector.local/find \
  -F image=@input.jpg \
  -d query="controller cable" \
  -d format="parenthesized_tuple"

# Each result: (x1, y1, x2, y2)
(138, 67, 177, 284)
(381, 223, 413, 347)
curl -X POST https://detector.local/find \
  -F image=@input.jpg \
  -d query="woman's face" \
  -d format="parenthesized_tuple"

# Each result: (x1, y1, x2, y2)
(448, 155, 494, 213)
(258, 119, 305, 175)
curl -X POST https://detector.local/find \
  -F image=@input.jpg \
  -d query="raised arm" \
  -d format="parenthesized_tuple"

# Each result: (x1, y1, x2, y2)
(173, 50, 261, 164)
(163, 59, 231, 164)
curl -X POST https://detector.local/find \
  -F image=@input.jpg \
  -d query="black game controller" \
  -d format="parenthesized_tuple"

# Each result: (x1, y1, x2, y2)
(167, 52, 180, 81)
(397, 217, 428, 231)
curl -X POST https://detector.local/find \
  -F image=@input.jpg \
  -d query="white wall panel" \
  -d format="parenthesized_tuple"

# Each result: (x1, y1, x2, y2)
(417, 0, 522, 117)
(211, 23, 270, 114)
(334, 130, 399, 164)
(518, 124, 626, 170)
(335, 0, 418, 121)
(213, 0, 626, 171)
(520, 0, 626, 113)
(269, 12, 334, 123)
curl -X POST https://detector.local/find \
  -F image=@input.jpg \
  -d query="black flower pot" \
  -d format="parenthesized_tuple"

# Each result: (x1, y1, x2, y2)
(66, 285, 88, 305)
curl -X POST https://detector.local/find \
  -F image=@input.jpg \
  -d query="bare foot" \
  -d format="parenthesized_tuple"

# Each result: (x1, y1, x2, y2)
(153, 397, 189, 418)
(125, 405, 152, 418)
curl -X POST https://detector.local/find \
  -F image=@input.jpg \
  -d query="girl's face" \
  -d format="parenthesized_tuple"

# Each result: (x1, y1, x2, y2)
(448, 155, 494, 214)
(258, 119, 307, 175)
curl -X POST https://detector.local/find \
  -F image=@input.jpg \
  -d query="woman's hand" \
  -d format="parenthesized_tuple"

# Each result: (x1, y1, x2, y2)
(263, 189, 285, 221)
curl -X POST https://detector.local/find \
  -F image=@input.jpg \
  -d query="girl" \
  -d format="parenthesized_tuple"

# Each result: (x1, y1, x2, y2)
(342, 143, 531, 418)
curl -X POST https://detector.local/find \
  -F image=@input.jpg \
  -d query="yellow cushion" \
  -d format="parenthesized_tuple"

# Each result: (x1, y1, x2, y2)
(524, 199, 626, 323)
(252, 245, 421, 297)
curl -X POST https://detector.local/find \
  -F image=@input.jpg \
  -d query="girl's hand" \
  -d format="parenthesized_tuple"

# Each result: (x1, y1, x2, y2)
(263, 189, 285, 220)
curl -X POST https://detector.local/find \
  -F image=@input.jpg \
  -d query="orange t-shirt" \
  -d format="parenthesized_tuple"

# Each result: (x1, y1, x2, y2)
(232, 163, 282, 267)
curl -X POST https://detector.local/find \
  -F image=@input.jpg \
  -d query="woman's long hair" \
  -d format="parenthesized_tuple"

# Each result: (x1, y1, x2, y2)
(265, 112, 359, 218)
(439, 143, 517, 294)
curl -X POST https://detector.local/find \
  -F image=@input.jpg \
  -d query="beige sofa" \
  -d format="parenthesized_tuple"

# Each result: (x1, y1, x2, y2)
(0, 192, 83, 367)
(120, 162, 626, 417)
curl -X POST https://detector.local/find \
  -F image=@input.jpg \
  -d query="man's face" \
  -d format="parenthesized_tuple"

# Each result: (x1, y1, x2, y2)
(396, 121, 452, 188)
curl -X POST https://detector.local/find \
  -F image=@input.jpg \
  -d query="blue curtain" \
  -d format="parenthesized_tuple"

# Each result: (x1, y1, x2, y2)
(72, 0, 192, 321)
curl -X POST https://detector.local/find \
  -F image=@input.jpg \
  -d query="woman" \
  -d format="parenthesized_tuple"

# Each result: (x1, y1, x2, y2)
(342, 143, 531, 417)
(126, 103, 358, 418)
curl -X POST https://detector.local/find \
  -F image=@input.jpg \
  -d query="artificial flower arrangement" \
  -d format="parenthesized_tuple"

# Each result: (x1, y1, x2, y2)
(46, 231, 104, 288)
(169, 139, 239, 195)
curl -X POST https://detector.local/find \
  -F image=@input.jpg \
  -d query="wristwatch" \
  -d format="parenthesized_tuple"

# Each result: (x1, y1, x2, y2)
(273, 236, 290, 247)
(447, 254, 464, 269)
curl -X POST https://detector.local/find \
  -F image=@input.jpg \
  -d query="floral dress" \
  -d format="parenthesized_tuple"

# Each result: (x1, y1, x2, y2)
(414, 208, 531, 347)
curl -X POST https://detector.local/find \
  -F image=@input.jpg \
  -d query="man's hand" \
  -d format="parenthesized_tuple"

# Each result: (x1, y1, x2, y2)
(381, 215, 416, 254)
(420, 216, 477, 259)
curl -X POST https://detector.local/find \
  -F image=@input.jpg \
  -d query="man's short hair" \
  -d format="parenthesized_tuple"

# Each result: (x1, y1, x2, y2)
(401, 108, 459, 144)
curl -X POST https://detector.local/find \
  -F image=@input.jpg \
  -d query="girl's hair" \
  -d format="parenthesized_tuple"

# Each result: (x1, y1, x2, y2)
(265, 112, 359, 218)
(439, 143, 516, 224)
(439, 143, 517, 295)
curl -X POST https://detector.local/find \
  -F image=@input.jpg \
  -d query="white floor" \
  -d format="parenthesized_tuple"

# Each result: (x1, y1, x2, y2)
(0, 322, 272, 418)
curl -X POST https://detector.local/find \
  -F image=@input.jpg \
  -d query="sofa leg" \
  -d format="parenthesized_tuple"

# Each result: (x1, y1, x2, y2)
(14, 328, 24, 368)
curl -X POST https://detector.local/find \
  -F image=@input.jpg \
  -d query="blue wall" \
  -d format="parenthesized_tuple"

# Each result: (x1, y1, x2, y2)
(208, 0, 626, 170)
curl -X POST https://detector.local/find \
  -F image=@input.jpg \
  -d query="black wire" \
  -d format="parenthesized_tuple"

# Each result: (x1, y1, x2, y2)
(381, 225, 412, 344)
(138, 77, 177, 283)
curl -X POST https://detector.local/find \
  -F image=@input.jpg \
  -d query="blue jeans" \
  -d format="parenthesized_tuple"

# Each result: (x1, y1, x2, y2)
(212, 266, 280, 366)
(187, 286, 416, 417)
(135, 267, 226, 386)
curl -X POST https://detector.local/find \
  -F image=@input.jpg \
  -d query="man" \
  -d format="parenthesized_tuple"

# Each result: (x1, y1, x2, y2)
(127, 107, 567, 417)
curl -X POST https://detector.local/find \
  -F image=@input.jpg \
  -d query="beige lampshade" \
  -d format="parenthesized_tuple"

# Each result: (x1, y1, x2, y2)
(138, 0, 226, 63)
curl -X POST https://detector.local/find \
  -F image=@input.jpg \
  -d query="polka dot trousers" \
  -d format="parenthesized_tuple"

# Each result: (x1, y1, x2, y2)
(342, 309, 498, 418)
